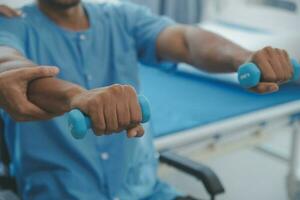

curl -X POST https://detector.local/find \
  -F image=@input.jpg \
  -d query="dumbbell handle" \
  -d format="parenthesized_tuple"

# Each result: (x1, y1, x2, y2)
(68, 95, 151, 139)
(238, 59, 300, 88)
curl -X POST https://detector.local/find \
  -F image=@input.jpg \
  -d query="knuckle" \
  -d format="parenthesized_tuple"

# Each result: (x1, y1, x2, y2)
(283, 50, 289, 58)
(281, 49, 287, 54)
(274, 48, 281, 53)
(110, 84, 122, 93)
(124, 85, 137, 96)
(263, 46, 273, 51)
(99, 92, 108, 101)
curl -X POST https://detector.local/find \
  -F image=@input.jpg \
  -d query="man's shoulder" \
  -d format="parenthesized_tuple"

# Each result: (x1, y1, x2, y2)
(0, 15, 27, 33)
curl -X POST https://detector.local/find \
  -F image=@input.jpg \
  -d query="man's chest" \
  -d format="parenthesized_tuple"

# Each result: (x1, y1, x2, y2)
(24, 29, 140, 89)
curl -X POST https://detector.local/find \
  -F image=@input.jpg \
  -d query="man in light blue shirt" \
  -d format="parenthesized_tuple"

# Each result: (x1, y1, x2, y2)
(0, 0, 294, 200)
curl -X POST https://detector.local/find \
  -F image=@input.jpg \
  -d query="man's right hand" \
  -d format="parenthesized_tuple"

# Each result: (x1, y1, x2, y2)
(70, 84, 144, 138)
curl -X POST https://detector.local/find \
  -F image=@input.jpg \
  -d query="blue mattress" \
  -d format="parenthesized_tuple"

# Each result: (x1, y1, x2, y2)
(140, 66, 300, 137)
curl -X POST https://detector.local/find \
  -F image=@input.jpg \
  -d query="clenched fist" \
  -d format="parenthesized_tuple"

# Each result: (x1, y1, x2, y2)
(70, 84, 144, 138)
(247, 46, 293, 94)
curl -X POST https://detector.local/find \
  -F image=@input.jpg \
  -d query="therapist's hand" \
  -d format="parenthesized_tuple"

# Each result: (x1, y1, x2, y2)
(0, 67, 59, 121)
(247, 46, 293, 94)
(70, 84, 144, 138)
(0, 5, 21, 17)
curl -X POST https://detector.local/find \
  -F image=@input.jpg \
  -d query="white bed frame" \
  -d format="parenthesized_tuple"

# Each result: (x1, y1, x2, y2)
(155, 99, 300, 199)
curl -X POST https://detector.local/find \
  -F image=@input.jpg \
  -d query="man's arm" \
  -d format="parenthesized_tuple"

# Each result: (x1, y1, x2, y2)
(157, 25, 293, 93)
(0, 46, 144, 137)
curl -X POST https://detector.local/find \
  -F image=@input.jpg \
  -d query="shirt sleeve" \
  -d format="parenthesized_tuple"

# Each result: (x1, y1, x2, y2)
(0, 16, 26, 55)
(118, 2, 177, 68)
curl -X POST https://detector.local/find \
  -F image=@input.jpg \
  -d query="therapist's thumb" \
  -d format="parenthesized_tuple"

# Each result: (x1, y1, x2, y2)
(22, 66, 60, 81)
(250, 82, 279, 94)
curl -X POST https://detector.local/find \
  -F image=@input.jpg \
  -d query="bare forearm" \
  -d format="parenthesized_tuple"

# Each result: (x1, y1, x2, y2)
(184, 27, 252, 73)
(28, 78, 86, 116)
(157, 26, 252, 73)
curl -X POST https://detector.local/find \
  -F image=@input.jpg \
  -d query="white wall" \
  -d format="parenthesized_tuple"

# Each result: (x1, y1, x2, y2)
(209, 0, 300, 33)
(0, 0, 33, 7)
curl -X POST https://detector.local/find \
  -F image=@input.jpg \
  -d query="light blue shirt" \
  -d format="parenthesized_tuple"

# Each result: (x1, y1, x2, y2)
(0, 2, 180, 200)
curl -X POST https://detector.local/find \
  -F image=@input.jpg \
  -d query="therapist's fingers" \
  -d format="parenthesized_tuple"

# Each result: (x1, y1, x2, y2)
(0, 5, 21, 17)
(250, 82, 279, 94)
(5, 92, 55, 121)
(21, 66, 60, 82)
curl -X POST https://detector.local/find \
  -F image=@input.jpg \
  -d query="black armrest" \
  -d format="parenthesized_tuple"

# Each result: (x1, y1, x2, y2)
(0, 117, 18, 194)
(159, 150, 225, 198)
(0, 176, 17, 193)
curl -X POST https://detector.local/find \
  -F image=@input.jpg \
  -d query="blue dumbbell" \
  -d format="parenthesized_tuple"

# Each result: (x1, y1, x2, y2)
(68, 95, 151, 139)
(238, 59, 300, 88)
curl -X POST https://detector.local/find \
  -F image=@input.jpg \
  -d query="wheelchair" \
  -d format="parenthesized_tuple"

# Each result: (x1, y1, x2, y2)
(0, 117, 224, 200)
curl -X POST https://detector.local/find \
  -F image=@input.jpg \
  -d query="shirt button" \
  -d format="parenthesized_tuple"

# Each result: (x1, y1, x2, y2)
(80, 34, 86, 40)
(113, 197, 120, 200)
(100, 152, 109, 160)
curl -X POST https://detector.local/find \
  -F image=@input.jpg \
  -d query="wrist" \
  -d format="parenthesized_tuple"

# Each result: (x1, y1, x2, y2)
(232, 50, 254, 71)
(66, 86, 86, 111)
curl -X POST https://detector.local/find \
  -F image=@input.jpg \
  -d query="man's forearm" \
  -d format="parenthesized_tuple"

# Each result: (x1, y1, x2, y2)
(157, 26, 252, 73)
(27, 78, 86, 116)
(184, 26, 252, 73)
